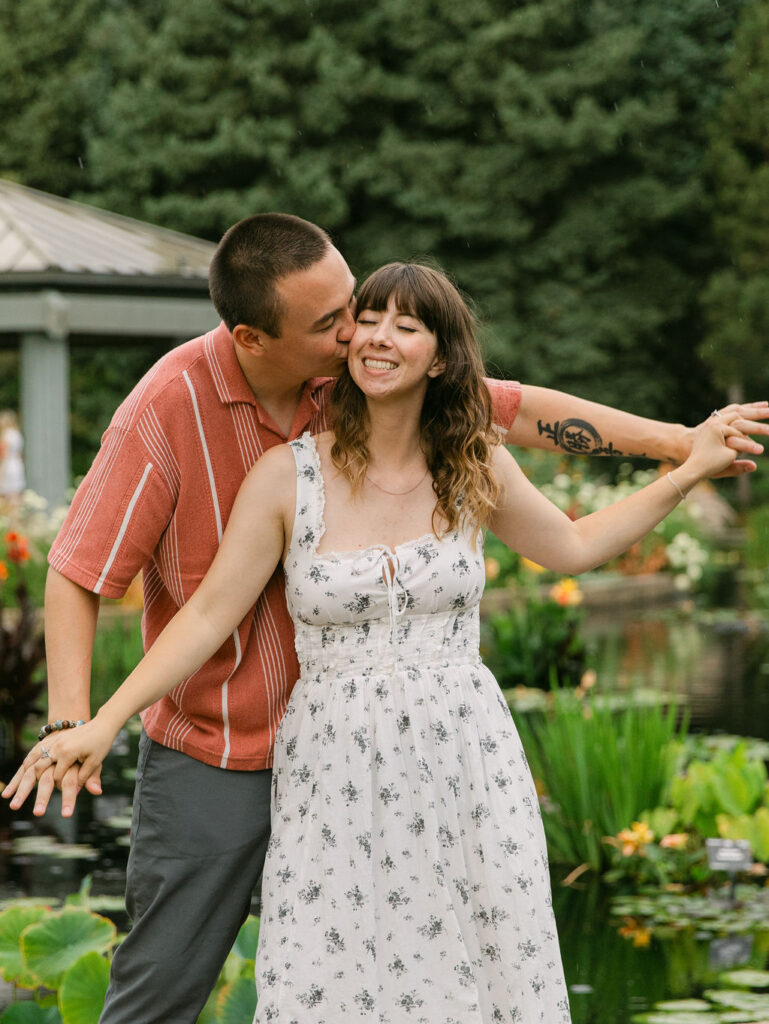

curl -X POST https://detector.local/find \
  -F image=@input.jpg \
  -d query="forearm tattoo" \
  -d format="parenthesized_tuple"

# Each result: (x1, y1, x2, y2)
(536, 418, 645, 457)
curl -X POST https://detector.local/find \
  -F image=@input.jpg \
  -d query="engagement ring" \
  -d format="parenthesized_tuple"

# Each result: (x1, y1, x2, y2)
(711, 409, 723, 418)
(39, 747, 52, 759)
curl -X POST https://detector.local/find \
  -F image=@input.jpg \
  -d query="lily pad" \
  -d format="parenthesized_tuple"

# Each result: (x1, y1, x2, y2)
(21, 909, 116, 989)
(631, 1014, 721, 1023)
(0, 905, 49, 987)
(0, 1006, 62, 1023)
(704, 990, 769, 1012)
(719, 971, 769, 990)
(655, 1001, 715, 1012)
(58, 951, 110, 1024)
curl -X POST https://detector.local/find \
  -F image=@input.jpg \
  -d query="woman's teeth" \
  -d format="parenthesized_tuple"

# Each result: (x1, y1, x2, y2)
(363, 359, 398, 370)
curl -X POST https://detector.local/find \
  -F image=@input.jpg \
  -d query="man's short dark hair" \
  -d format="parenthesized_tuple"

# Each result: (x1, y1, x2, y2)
(209, 214, 331, 335)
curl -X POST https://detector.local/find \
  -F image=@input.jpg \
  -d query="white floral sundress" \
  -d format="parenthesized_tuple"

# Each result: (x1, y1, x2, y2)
(253, 434, 571, 1024)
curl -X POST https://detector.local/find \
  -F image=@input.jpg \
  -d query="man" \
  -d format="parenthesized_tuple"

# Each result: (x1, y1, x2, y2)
(4, 213, 768, 1024)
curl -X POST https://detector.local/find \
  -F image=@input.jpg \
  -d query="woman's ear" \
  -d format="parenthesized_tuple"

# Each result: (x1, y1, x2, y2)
(427, 358, 446, 379)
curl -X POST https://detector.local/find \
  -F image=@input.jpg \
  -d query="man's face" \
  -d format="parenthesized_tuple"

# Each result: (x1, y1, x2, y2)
(268, 246, 357, 380)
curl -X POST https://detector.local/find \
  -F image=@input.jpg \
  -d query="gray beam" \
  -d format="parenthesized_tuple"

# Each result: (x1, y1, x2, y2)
(0, 290, 217, 339)
(20, 331, 71, 508)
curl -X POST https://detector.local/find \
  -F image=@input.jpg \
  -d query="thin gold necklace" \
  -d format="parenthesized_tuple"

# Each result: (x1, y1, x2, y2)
(365, 467, 430, 496)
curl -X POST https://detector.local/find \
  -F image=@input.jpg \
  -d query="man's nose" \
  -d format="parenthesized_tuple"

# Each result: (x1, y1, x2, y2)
(337, 308, 356, 342)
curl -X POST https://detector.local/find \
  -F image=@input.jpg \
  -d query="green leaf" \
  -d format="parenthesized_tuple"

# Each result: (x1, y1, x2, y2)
(216, 977, 257, 1024)
(58, 952, 110, 1024)
(0, 1006, 62, 1024)
(631, 1014, 721, 1023)
(0, 906, 50, 987)
(21, 909, 116, 989)
(232, 917, 260, 961)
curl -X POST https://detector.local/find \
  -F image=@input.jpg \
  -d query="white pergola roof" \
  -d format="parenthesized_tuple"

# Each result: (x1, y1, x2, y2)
(0, 179, 214, 278)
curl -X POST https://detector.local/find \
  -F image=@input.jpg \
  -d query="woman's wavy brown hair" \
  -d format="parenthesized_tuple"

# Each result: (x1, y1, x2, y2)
(330, 261, 500, 536)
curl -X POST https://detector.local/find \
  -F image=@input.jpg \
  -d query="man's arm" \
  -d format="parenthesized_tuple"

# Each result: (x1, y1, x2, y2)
(507, 385, 769, 475)
(13, 569, 104, 817)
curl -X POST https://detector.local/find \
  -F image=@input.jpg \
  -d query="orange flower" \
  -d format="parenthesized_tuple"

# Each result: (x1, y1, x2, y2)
(4, 531, 29, 563)
(0, 561, 8, 582)
(549, 577, 582, 607)
(609, 821, 655, 857)
(484, 557, 500, 581)
(659, 833, 689, 850)
(618, 918, 652, 947)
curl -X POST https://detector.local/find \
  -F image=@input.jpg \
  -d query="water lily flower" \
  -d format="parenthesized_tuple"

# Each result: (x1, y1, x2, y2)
(618, 917, 652, 947)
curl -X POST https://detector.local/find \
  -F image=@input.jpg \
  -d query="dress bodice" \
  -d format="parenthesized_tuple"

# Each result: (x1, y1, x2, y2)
(284, 434, 486, 680)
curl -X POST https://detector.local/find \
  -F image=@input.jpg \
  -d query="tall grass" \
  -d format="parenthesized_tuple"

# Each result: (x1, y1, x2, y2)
(89, 614, 144, 710)
(512, 689, 686, 871)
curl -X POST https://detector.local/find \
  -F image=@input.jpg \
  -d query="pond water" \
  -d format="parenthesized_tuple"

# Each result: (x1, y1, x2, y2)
(2, 609, 769, 1021)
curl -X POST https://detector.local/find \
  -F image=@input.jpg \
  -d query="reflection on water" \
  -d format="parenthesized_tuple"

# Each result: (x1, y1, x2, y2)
(586, 610, 769, 740)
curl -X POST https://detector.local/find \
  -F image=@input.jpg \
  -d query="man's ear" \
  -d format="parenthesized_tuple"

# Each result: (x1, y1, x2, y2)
(427, 358, 446, 379)
(232, 324, 269, 357)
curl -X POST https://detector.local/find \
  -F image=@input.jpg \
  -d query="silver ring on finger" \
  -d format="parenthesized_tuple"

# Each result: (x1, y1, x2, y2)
(39, 747, 52, 759)
(711, 408, 723, 418)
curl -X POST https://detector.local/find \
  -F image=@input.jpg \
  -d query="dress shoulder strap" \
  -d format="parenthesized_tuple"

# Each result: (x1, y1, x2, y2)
(286, 432, 326, 565)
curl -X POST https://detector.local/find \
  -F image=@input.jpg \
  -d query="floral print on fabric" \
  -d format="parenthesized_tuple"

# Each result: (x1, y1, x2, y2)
(253, 433, 571, 1024)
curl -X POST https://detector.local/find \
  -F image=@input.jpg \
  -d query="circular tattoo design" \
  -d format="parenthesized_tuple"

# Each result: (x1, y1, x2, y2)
(556, 419, 603, 454)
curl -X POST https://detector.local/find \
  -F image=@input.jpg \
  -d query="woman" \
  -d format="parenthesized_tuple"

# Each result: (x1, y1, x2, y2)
(5, 262, 737, 1022)
(0, 410, 26, 505)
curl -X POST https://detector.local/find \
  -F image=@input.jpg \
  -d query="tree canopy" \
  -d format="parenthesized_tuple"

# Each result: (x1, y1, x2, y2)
(0, 0, 755, 462)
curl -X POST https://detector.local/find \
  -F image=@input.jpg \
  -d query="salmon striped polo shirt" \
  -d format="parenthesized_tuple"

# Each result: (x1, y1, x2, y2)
(49, 322, 522, 770)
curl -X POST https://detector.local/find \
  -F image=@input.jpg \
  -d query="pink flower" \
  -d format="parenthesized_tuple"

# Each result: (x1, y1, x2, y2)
(659, 833, 689, 850)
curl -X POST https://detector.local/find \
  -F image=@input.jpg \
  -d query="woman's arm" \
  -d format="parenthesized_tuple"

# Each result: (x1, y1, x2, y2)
(506, 386, 768, 474)
(3, 444, 296, 800)
(489, 416, 739, 574)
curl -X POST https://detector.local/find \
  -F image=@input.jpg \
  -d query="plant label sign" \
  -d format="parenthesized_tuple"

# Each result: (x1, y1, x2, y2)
(705, 838, 752, 872)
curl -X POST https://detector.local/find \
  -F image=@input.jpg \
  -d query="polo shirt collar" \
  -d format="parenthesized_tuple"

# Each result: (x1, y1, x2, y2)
(207, 321, 324, 439)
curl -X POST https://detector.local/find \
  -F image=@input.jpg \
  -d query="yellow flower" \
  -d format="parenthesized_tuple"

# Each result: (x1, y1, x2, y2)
(521, 557, 545, 574)
(659, 833, 688, 850)
(549, 577, 582, 607)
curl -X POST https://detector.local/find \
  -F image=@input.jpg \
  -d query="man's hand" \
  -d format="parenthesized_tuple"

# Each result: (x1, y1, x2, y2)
(679, 402, 769, 477)
(2, 757, 102, 818)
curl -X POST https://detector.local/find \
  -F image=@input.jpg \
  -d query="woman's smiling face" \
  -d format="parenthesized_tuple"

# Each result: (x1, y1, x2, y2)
(348, 296, 444, 401)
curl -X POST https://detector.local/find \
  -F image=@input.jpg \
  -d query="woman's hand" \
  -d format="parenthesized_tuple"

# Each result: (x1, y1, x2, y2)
(2, 716, 119, 816)
(677, 412, 741, 487)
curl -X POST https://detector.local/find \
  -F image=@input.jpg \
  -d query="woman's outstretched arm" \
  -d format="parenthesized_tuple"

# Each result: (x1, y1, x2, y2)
(489, 414, 739, 574)
(2, 444, 296, 804)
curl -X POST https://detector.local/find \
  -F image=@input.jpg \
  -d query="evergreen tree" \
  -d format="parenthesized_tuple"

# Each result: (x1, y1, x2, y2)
(701, 0, 769, 401)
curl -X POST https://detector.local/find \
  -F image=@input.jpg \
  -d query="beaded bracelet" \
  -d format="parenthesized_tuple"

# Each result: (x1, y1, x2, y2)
(37, 719, 85, 741)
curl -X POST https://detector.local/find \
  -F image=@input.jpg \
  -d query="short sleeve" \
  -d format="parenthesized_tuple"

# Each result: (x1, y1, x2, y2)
(484, 378, 522, 434)
(48, 424, 175, 599)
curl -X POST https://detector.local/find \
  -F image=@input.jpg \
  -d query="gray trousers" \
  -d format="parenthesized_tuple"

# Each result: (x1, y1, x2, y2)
(99, 731, 272, 1024)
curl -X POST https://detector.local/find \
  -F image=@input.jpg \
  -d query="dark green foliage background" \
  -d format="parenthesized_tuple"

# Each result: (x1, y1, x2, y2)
(2, 0, 766, 473)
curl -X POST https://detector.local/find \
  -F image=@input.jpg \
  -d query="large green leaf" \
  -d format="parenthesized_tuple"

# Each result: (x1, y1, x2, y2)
(0, 1005, 62, 1024)
(232, 917, 260, 962)
(21, 910, 116, 990)
(58, 952, 110, 1024)
(0, 907, 50, 988)
(216, 978, 257, 1024)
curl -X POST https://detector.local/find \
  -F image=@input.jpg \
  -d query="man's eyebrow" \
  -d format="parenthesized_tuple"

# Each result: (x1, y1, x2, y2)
(311, 280, 357, 328)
